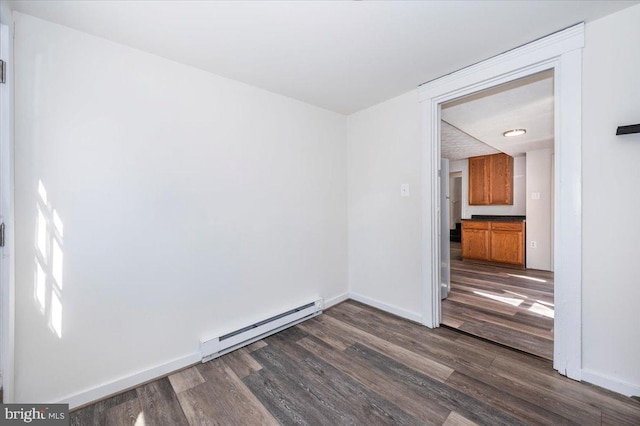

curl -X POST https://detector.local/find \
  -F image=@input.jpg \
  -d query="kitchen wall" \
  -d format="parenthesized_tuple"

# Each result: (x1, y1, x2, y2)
(449, 173, 462, 228)
(581, 3, 640, 393)
(450, 151, 553, 271)
(449, 156, 526, 219)
(14, 13, 348, 404)
(526, 148, 553, 271)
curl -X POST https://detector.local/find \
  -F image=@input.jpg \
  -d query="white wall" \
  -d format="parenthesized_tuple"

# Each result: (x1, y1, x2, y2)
(525, 148, 553, 271)
(14, 13, 347, 404)
(0, 1, 16, 402)
(449, 173, 462, 228)
(449, 156, 526, 219)
(582, 4, 640, 393)
(347, 91, 422, 320)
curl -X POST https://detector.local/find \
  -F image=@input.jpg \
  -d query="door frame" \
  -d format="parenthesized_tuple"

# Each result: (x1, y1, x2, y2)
(439, 158, 450, 300)
(1, 22, 15, 401)
(419, 24, 584, 379)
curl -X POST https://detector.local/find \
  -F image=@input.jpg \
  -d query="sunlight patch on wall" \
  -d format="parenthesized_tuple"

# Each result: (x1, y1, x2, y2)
(36, 208, 48, 260)
(33, 179, 65, 338)
(35, 261, 46, 312)
(52, 238, 63, 289)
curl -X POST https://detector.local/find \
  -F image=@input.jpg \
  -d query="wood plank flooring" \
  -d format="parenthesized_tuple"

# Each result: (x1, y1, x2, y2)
(442, 242, 554, 359)
(70, 300, 640, 425)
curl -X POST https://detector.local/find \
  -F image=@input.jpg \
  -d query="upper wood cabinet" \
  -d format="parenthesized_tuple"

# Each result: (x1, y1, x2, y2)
(468, 156, 490, 205)
(468, 153, 513, 205)
(489, 153, 513, 204)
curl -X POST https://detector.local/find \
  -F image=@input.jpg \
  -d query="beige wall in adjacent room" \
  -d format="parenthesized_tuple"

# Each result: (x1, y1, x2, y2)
(525, 148, 553, 271)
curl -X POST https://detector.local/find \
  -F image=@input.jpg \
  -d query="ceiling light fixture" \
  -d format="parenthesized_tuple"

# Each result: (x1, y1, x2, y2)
(503, 128, 527, 137)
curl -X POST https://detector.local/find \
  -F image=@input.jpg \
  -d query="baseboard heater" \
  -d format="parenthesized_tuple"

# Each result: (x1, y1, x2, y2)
(199, 298, 323, 363)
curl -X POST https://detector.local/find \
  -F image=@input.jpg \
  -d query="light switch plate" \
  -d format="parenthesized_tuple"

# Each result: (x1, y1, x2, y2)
(532, 192, 541, 200)
(401, 184, 410, 197)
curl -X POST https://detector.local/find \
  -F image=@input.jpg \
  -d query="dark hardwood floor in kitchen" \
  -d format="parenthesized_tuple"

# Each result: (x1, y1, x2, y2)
(71, 300, 640, 425)
(442, 241, 554, 359)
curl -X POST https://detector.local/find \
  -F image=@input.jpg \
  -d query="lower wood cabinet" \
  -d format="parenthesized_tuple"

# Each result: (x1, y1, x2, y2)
(461, 220, 524, 267)
(461, 221, 490, 261)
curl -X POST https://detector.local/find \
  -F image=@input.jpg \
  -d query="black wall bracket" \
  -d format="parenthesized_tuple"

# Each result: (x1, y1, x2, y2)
(616, 124, 640, 135)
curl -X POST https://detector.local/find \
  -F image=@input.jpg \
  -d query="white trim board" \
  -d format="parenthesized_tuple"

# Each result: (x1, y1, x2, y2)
(60, 293, 348, 410)
(349, 292, 422, 324)
(324, 292, 349, 309)
(582, 370, 640, 398)
(418, 23, 584, 380)
(59, 352, 201, 410)
(54, 291, 640, 409)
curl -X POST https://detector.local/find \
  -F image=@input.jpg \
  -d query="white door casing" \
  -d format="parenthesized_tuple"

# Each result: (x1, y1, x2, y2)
(419, 24, 584, 380)
(440, 159, 450, 300)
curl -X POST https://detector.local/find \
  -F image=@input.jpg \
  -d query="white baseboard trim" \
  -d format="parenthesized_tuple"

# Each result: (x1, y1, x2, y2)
(59, 352, 201, 410)
(324, 292, 349, 309)
(59, 295, 344, 410)
(58, 292, 416, 410)
(348, 292, 422, 323)
(581, 369, 640, 397)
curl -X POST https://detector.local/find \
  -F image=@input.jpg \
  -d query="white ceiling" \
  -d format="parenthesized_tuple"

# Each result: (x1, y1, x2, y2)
(441, 121, 499, 161)
(442, 70, 554, 158)
(7, 1, 638, 114)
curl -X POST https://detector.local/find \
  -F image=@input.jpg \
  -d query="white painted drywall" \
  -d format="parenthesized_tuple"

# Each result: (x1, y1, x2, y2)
(449, 156, 526, 219)
(347, 91, 422, 319)
(0, 2, 16, 402)
(525, 149, 553, 271)
(14, 13, 347, 403)
(582, 4, 640, 393)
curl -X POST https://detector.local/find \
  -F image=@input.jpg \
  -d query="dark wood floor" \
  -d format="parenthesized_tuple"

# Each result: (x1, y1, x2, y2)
(71, 300, 640, 425)
(442, 242, 554, 360)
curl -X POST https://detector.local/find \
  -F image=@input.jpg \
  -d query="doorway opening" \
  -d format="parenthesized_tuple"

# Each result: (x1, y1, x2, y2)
(419, 23, 583, 379)
(439, 70, 555, 360)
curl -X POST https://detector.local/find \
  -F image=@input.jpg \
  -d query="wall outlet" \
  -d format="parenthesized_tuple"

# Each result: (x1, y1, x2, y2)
(531, 192, 541, 200)
(530, 241, 537, 249)
(401, 184, 410, 197)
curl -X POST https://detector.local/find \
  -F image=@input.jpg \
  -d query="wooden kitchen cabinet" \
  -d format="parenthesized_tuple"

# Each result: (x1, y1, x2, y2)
(461, 221, 491, 261)
(489, 222, 525, 266)
(462, 220, 525, 267)
(468, 156, 490, 205)
(468, 153, 513, 205)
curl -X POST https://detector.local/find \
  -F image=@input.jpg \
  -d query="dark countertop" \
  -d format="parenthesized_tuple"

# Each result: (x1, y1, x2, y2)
(462, 215, 526, 222)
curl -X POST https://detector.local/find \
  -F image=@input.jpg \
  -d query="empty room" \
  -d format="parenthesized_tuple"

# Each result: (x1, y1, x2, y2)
(1, 1, 639, 425)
